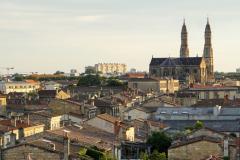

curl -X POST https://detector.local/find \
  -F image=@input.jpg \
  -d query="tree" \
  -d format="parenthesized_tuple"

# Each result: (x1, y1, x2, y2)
(147, 132, 172, 154)
(54, 70, 64, 75)
(106, 77, 123, 86)
(140, 152, 149, 160)
(77, 74, 102, 86)
(13, 73, 24, 81)
(149, 150, 167, 160)
(194, 120, 204, 130)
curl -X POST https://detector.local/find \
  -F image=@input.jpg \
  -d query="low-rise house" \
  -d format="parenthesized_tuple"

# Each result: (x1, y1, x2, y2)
(0, 119, 45, 139)
(0, 80, 40, 94)
(123, 107, 157, 121)
(94, 98, 121, 117)
(86, 113, 135, 142)
(38, 90, 70, 102)
(61, 112, 86, 125)
(0, 135, 87, 160)
(86, 113, 122, 134)
(0, 94, 7, 106)
(154, 106, 240, 121)
(163, 119, 240, 136)
(133, 118, 169, 142)
(42, 81, 62, 90)
(188, 84, 239, 100)
(168, 136, 237, 160)
(0, 125, 18, 148)
(128, 78, 179, 93)
(47, 125, 119, 159)
(29, 111, 62, 130)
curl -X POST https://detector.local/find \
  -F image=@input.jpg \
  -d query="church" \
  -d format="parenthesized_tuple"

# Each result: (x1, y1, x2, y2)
(149, 20, 214, 84)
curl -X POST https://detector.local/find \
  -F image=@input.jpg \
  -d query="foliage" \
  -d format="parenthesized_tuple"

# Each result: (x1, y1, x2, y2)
(13, 73, 25, 81)
(77, 75, 124, 87)
(106, 77, 124, 86)
(194, 120, 204, 129)
(78, 74, 102, 86)
(79, 148, 87, 156)
(185, 121, 204, 131)
(140, 152, 149, 160)
(140, 151, 167, 160)
(54, 70, 64, 75)
(147, 132, 172, 154)
(149, 150, 167, 160)
(85, 146, 115, 160)
(224, 157, 229, 160)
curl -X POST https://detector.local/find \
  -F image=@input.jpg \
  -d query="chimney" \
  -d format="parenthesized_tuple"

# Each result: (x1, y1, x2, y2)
(27, 114, 30, 126)
(91, 100, 95, 106)
(63, 130, 70, 160)
(14, 118, 17, 127)
(9, 131, 16, 147)
(224, 138, 229, 158)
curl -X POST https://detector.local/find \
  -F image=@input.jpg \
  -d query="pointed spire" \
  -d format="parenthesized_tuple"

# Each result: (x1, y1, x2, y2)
(205, 17, 211, 32)
(181, 18, 187, 33)
(180, 19, 189, 57)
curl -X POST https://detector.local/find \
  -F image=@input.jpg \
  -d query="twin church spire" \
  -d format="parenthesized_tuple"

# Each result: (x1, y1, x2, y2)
(180, 18, 213, 59)
(180, 19, 189, 58)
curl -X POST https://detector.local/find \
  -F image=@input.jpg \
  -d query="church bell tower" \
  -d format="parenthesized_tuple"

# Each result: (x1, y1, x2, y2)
(180, 19, 189, 58)
(203, 18, 214, 82)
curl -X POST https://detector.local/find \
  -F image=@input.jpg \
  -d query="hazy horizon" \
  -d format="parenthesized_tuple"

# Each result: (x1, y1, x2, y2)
(1, 0, 240, 74)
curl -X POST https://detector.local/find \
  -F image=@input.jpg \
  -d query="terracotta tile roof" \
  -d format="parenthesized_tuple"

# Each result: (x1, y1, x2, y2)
(97, 113, 120, 124)
(47, 125, 116, 151)
(190, 84, 238, 90)
(0, 119, 43, 129)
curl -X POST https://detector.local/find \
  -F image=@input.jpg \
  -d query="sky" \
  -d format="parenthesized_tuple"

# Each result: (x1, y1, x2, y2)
(0, 0, 240, 74)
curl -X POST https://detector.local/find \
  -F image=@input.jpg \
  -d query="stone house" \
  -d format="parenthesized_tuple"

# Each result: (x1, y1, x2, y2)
(133, 119, 169, 142)
(188, 84, 239, 100)
(29, 111, 62, 130)
(128, 78, 179, 93)
(0, 135, 84, 160)
(0, 119, 44, 139)
(168, 136, 237, 160)
(38, 90, 70, 103)
(0, 94, 7, 106)
(94, 98, 120, 117)
(123, 107, 157, 121)
(86, 113, 135, 142)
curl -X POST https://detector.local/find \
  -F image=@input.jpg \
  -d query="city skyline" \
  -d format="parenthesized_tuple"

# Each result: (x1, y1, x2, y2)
(1, 0, 240, 74)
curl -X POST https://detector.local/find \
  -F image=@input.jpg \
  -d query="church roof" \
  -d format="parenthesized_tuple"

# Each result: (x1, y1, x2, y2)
(150, 57, 203, 66)
(160, 57, 177, 67)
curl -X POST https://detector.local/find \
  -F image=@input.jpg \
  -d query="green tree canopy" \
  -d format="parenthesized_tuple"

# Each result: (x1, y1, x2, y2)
(147, 132, 172, 154)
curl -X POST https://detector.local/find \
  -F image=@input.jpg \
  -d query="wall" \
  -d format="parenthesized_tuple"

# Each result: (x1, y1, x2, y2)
(87, 117, 114, 134)
(23, 125, 45, 137)
(50, 116, 61, 130)
(2, 144, 61, 160)
(168, 140, 222, 160)
(0, 82, 40, 94)
(128, 81, 159, 92)
(124, 109, 149, 120)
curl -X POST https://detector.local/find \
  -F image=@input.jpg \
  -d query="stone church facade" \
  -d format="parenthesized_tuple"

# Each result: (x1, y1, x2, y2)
(149, 20, 214, 84)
